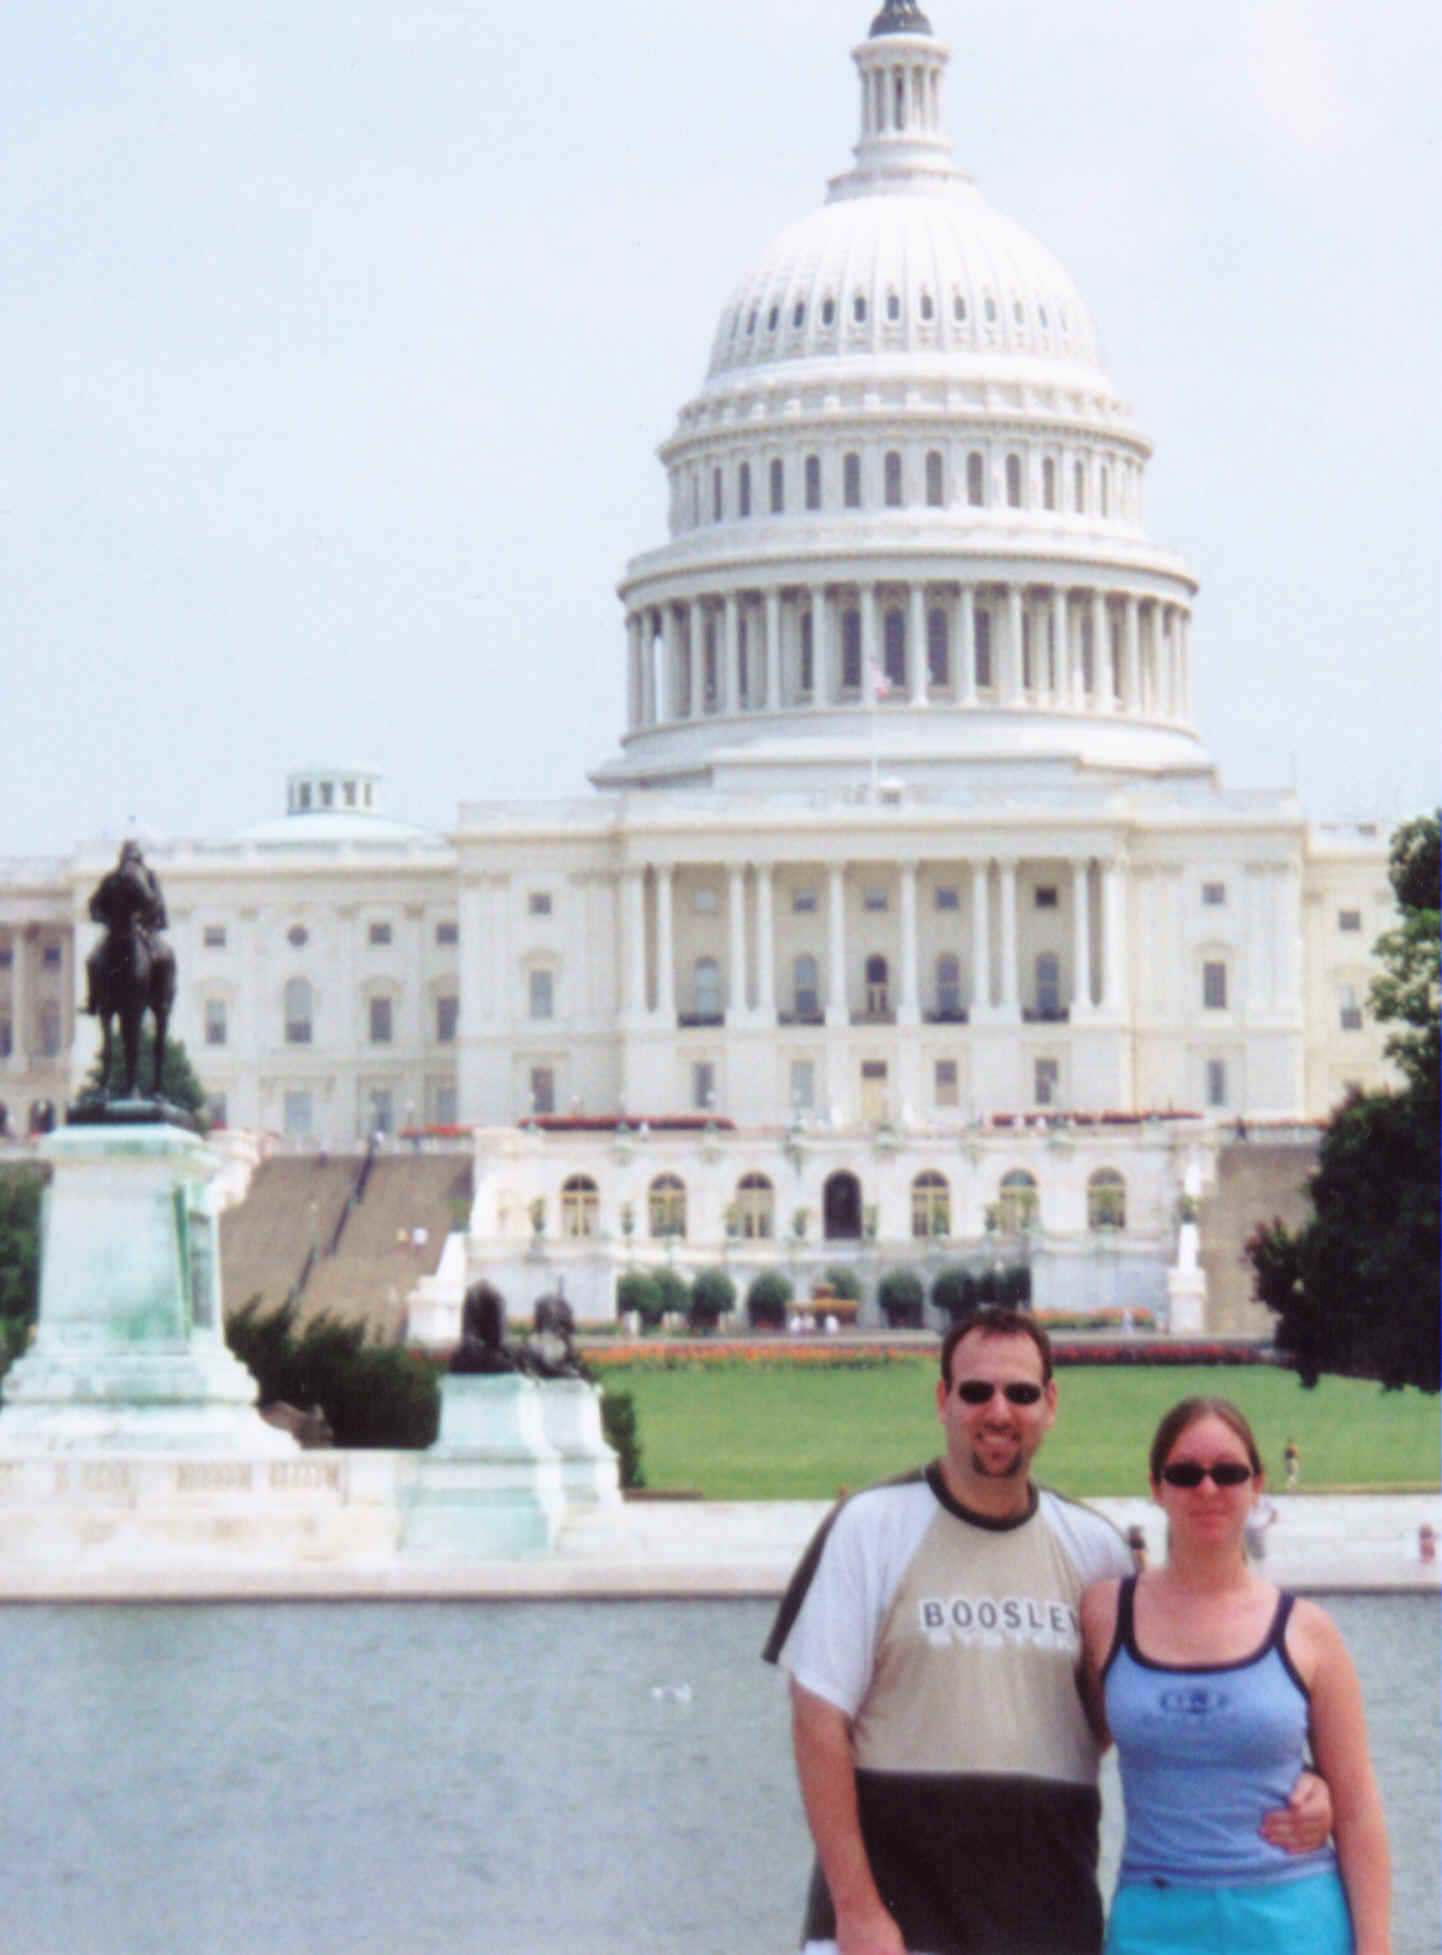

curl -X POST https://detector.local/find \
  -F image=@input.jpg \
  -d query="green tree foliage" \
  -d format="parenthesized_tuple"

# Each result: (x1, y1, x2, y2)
(654, 1265, 692, 1321)
(689, 1266, 735, 1330)
(746, 1269, 793, 1328)
(226, 1297, 441, 1447)
(616, 1270, 663, 1330)
(878, 1267, 925, 1328)
(82, 1028, 210, 1120)
(822, 1263, 863, 1302)
(931, 1264, 978, 1322)
(0, 1165, 48, 1328)
(1247, 812, 1440, 1392)
(599, 1388, 644, 1488)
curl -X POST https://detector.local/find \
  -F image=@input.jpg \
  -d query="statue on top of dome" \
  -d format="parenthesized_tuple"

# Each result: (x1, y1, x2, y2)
(869, 0, 932, 37)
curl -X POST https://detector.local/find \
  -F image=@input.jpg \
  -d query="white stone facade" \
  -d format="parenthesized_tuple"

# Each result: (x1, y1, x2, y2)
(0, 8, 1400, 1326)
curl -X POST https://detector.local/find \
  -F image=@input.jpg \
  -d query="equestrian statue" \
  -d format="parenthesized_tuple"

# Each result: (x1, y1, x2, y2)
(82, 841, 178, 1101)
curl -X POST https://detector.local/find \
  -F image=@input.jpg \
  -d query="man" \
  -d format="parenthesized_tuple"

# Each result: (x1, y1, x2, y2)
(82, 841, 172, 1017)
(763, 1306, 1327, 1955)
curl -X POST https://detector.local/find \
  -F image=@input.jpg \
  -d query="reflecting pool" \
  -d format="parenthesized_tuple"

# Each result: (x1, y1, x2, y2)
(0, 1593, 1433, 1954)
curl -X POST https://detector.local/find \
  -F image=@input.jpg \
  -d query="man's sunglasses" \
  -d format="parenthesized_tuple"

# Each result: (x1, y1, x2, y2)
(954, 1381, 1045, 1407)
(1158, 1461, 1254, 1489)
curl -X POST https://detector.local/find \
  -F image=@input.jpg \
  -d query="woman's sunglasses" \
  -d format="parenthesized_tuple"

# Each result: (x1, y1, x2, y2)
(1159, 1461, 1254, 1489)
(954, 1381, 1045, 1407)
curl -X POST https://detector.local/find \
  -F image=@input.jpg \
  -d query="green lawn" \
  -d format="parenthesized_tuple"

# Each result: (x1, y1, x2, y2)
(602, 1361, 1441, 1501)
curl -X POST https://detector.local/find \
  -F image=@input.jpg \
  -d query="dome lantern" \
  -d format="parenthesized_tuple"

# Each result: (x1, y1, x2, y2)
(835, 3, 958, 201)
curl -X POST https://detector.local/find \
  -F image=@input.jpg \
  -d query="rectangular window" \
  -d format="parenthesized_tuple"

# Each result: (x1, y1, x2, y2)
(804, 454, 821, 511)
(434, 1084, 458, 1126)
(528, 892, 552, 916)
(0, 1019, 11, 1057)
(283, 1091, 313, 1138)
(691, 1062, 716, 1111)
(935, 886, 959, 911)
(436, 995, 459, 1042)
(790, 1060, 815, 1113)
(1202, 961, 1228, 1010)
(769, 457, 784, 514)
(204, 999, 227, 1048)
(1338, 909, 1362, 932)
(693, 888, 719, 915)
(863, 887, 888, 912)
(0, 947, 12, 968)
(844, 453, 861, 508)
(1338, 986, 1363, 1032)
(368, 921, 392, 946)
(1034, 887, 1059, 909)
(974, 609, 993, 689)
(934, 1058, 959, 1107)
(792, 888, 817, 913)
(1205, 1059, 1227, 1108)
(435, 921, 459, 946)
(368, 1089, 393, 1136)
(369, 996, 393, 1044)
(530, 1066, 555, 1115)
(1034, 1058, 1059, 1106)
(1202, 882, 1226, 907)
(203, 925, 227, 949)
(529, 969, 554, 1020)
(42, 946, 60, 969)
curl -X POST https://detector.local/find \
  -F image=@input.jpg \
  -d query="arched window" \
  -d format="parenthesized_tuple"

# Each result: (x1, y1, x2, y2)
(936, 953, 961, 1018)
(865, 954, 889, 1017)
(1074, 460, 1087, 514)
(966, 451, 986, 507)
(694, 956, 722, 1021)
(769, 457, 784, 514)
(799, 608, 815, 694)
(561, 1175, 599, 1238)
(920, 290, 934, 321)
(1099, 464, 1110, 519)
(822, 296, 835, 327)
(734, 1172, 774, 1240)
(648, 1173, 687, 1239)
(1043, 456, 1057, 511)
(843, 452, 862, 508)
(886, 290, 900, 323)
(804, 453, 821, 510)
(974, 609, 993, 690)
(884, 451, 903, 506)
(793, 954, 820, 1021)
(852, 292, 867, 324)
(925, 450, 944, 506)
(1006, 453, 1023, 508)
(841, 608, 863, 689)
(952, 290, 966, 324)
(1035, 951, 1061, 1019)
(927, 606, 950, 687)
(792, 300, 806, 329)
(738, 462, 751, 518)
(1087, 1168, 1126, 1231)
(998, 1169, 1039, 1234)
(984, 295, 998, 324)
(284, 977, 312, 1045)
(911, 1170, 951, 1239)
(1081, 611, 1095, 693)
(884, 607, 906, 689)
(712, 467, 723, 522)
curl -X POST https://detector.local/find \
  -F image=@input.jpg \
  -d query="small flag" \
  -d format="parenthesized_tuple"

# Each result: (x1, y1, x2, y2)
(870, 662, 892, 700)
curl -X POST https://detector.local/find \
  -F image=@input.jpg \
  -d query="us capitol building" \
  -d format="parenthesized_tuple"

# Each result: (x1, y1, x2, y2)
(0, 3, 1396, 1326)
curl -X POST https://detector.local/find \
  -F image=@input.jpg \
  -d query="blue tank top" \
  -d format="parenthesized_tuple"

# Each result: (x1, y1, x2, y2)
(1102, 1577, 1338, 1887)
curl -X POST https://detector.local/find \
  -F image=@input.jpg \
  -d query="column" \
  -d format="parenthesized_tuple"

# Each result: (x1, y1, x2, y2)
(626, 613, 642, 727)
(1123, 594, 1140, 713)
(899, 860, 919, 1024)
(860, 583, 877, 690)
(1166, 867, 1185, 1020)
(826, 863, 847, 1026)
(765, 589, 781, 710)
(687, 600, 702, 717)
(1071, 859, 1092, 1016)
(723, 594, 739, 714)
(655, 865, 675, 1021)
(643, 613, 659, 724)
(1090, 591, 1108, 708)
(970, 861, 991, 1016)
(12, 925, 32, 1066)
(909, 584, 927, 706)
(959, 585, 977, 705)
(1275, 862, 1301, 1012)
(1179, 611, 1193, 720)
(1005, 585, 1024, 703)
(491, 876, 511, 1024)
(622, 868, 646, 1020)
(1101, 859, 1127, 1014)
(1245, 864, 1269, 1014)
(809, 586, 827, 702)
(727, 864, 747, 1021)
(998, 859, 1019, 1015)
(1051, 586, 1069, 707)
(662, 604, 679, 721)
(755, 863, 776, 1020)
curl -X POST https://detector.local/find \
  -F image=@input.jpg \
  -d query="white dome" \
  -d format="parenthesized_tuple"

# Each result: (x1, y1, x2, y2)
(707, 184, 1103, 385)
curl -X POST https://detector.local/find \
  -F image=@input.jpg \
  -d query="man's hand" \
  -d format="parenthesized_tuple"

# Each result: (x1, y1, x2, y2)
(835, 1897, 907, 1955)
(1259, 1767, 1333, 1853)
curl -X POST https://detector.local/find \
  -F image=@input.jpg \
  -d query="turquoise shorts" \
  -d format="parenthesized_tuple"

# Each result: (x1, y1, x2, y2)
(1106, 1867, 1352, 1955)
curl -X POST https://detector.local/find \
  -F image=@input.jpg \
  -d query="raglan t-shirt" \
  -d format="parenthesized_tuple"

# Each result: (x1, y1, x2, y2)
(764, 1464, 1133, 1955)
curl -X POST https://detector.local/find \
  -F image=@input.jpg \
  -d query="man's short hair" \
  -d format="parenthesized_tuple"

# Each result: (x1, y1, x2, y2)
(939, 1306, 1053, 1386)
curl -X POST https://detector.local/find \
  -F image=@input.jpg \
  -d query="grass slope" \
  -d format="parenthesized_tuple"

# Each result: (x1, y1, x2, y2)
(605, 1361, 1441, 1501)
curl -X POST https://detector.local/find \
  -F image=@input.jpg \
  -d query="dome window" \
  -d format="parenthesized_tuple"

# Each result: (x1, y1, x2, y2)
(886, 291, 900, 322)
(1005, 454, 1023, 508)
(712, 467, 723, 521)
(1038, 304, 1049, 329)
(966, 451, 986, 508)
(1057, 306, 1069, 332)
(920, 291, 934, 321)
(1013, 300, 1025, 325)
(738, 462, 752, 518)
(805, 454, 821, 510)
(1043, 456, 1057, 511)
(952, 291, 966, 322)
(822, 296, 835, 327)
(853, 292, 867, 324)
(769, 457, 785, 514)
(984, 296, 998, 324)
(747, 309, 757, 334)
(925, 450, 944, 507)
(793, 300, 806, 328)
(843, 452, 862, 508)
(884, 451, 903, 507)
(767, 304, 779, 332)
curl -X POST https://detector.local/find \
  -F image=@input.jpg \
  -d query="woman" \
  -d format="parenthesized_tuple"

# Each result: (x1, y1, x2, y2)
(1080, 1397, 1390, 1955)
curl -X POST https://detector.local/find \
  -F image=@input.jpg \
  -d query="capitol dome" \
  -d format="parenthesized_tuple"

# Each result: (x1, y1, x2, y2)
(595, 0, 1207, 796)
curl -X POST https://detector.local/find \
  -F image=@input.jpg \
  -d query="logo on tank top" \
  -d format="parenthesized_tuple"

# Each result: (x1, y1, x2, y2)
(918, 1594, 1079, 1650)
(1158, 1685, 1232, 1717)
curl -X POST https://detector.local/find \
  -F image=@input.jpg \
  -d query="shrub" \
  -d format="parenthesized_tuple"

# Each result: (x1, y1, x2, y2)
(690, 1266, 736, 1331)
(931, 1264, 978, 1322)
(600, 1388, 644, 1488)
(746, 1269, 793, 1329)
(654, 1265, 692, 1322)
(226, 1298, 440, 1448)
(878, 1267, 925, 1329)
(616, 1269, 663, 1330)
(1000, 1263, 1032, 1309)
(823, 1263, 863, 1302)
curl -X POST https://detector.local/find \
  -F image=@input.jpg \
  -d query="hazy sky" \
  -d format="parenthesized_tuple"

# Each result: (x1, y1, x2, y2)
(4, 0, 1438, 856)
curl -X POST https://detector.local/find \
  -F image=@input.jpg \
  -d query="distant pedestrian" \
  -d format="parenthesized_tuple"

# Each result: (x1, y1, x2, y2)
(1245, 1492, 1279, 1561)
(1284, 1438, 1300, 1489)
(1419, 1525, 1436, 1565)
(1125, 1523, 1148, 1572)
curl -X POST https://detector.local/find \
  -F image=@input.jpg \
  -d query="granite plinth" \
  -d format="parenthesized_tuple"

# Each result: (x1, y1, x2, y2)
(399, 1373, 570, 1558)
(537, 1378, 622, 1509)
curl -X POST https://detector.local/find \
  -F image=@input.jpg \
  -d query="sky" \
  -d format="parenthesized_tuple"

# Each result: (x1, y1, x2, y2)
(3, 0, 1438, 856)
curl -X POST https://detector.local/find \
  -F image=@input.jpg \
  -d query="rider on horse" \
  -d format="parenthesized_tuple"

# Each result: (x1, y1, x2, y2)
(83, 842, 175, 1018)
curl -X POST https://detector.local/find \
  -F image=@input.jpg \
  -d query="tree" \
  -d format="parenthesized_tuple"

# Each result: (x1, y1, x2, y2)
(746, 1269, 792, 1329)
(1247, 812, 1440, 1391)
(689, 1266, 735, 1331)
(81, 1027, 210, 1121)
(878, 1267, 925, 1329)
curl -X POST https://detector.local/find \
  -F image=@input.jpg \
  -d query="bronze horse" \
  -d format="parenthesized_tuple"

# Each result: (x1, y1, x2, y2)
(87, 845, 177, 1101)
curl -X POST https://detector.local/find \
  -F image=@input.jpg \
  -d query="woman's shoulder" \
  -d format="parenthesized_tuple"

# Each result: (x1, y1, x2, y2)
(1283, 1593, 1347, 1685)
(1079, 1573, 1125, 1654)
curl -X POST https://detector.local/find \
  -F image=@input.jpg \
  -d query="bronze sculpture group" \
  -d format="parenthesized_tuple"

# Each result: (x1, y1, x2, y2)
(81, 841, 177, 1102)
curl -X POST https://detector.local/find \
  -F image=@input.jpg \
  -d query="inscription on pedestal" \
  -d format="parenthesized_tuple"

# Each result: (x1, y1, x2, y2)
(269, 1460, 342, 1493)
(175, 1462, 254, 1494)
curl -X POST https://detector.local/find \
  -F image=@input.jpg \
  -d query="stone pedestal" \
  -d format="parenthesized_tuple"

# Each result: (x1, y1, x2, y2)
(1166, 1219, 1207, 1334)
(1, 1121, 290, 1454)
(537, 1377, 622, 1509)
(399, 1374, 567, 1558)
